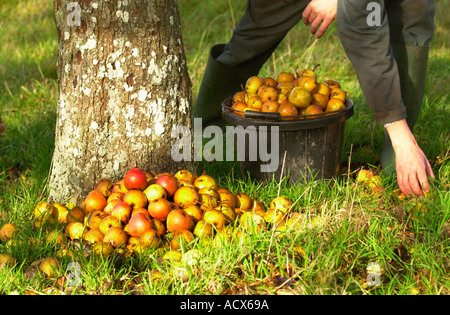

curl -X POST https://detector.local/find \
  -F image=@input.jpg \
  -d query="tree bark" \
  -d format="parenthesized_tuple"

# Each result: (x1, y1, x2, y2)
(49, 0, 195, 203)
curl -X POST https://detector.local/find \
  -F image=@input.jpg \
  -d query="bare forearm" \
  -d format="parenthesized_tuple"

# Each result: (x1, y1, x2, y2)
(385, 119, 435, 196)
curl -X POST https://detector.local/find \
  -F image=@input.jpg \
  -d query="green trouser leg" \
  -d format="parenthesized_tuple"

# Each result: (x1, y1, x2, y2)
(381, 44, 430, 174)
(193, 1, 307, 128)
(193, 43, 280, 128)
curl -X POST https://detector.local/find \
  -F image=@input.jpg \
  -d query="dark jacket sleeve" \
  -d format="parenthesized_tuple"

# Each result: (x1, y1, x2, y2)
(336, 0, 407, 125)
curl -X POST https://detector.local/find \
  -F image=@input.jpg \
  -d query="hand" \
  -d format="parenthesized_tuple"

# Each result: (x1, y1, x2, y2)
(386, 120, 435, 196)
(0, 116, 5, 133)
(302, 0, 338, 39)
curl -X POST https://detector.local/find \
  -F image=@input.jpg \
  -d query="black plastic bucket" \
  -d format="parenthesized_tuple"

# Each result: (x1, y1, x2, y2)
(221, 97, 354, 184)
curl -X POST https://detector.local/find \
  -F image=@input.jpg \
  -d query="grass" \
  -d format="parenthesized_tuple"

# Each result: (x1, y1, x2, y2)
(0, 0, 449, 295)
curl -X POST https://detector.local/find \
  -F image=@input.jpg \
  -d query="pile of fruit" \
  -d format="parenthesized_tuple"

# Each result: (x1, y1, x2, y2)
(229, 65, 348, 120)
(0, 168, 304, 270)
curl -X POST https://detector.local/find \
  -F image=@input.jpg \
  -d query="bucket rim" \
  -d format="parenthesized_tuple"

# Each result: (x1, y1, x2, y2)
(221, 97, 354, 131)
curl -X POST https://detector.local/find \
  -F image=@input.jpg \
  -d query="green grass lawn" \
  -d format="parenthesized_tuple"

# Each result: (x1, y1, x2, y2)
(0, 0, 448, 295)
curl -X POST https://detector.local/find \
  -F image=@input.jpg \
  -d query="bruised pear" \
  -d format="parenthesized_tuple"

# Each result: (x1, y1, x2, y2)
(330, 88, 347, 102)
(316, 82, 331, 97)
(298, 76, 318, 94)
(277, 93, 289, 105)
(311, 93, 329, 110)
(232, 91, 246, 103)
(261, 100, 279, 113)
(325, 79, 340, 89)
(325, 98, 345, 113)
(277, 82, 295, 97)
(246, 95, 263, 110)
(231, 102, 247, 116)
(288, 86, 312, 109)
(257, 85, 278, 102)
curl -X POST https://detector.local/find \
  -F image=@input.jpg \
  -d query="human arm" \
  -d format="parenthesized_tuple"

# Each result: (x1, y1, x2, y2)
(336, 0, 434, 196)
(385, 120, 434, 196)
(302, 0, 338, 39)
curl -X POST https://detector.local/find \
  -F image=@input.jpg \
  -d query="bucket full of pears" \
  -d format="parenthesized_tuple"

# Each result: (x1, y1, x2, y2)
(221, 65, 354, 184)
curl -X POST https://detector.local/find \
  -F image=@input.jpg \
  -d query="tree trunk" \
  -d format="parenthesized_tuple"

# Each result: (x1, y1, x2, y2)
(49, 0, 195, 203)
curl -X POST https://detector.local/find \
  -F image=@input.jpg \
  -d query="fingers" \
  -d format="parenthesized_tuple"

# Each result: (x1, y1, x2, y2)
(302, 5, 313, 25)
(397, 160, 434, 197)
(411, 172, 426, 196)
(314, 17, 334, 39)
(397, 169, 411, 196)
(303, 13, 330, 39)
(302, 1, 337, 38)
(425, 159, 435, 179)
(303, 12, 334, 39)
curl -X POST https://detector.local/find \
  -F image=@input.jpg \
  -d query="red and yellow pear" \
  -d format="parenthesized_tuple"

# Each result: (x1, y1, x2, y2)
(203, 210, 226, 230)
(245, 76, 264, 94)
(217, 188, 237, 208)
(193, 220, 214, 238)
(92, 242, 115, 257)
(169, 229, 195, 250)
(98, 215, 122, 236)
(66, 206, 86, 223)
(34, 201, 57, 221)
(0, 223, 18, 242)
(123, 189, 148, 209)
(111, 201, 132, 223)
(174, 170, 195, 183)
(277, 72, 296, 83)
(183, 205, 203, 224)
(95, 178, 113, 198)
(103, 227, 128, 248)
(123, 167, 148, 191)
(53, 203, 69, 223)
(66, 222, 87, 240)
(174, 186, 199, 208)
(39, 257, 60, 278)
(166, 209, 194, 233)
(155, 174, 179, 198)
(193, 174, 217, 191)
(235, 192, 252, 211)
(131, 207, 151, 220)
(84, 190, 107, 213)
(128, 213, 153, 237)
(288, 86, 312, 109)
(83, 228, 104, 244)
(143, 184, 167, 203)
(269, 196, 293, 213)
(148, 198, 173, 222)
(138, 229, 160, 248)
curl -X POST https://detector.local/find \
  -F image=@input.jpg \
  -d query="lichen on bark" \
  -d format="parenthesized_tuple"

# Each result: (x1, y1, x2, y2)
(49, 0, 195, 203)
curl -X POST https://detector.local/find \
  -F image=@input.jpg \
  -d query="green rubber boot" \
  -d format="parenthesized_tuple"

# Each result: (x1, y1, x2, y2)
(381, 44, 430, 175)
(193, 44, 271, 129)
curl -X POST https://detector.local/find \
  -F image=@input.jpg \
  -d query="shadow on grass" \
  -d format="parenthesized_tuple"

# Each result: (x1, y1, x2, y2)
(0, 108, 55, 181)
(0, 0, 58, 97)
